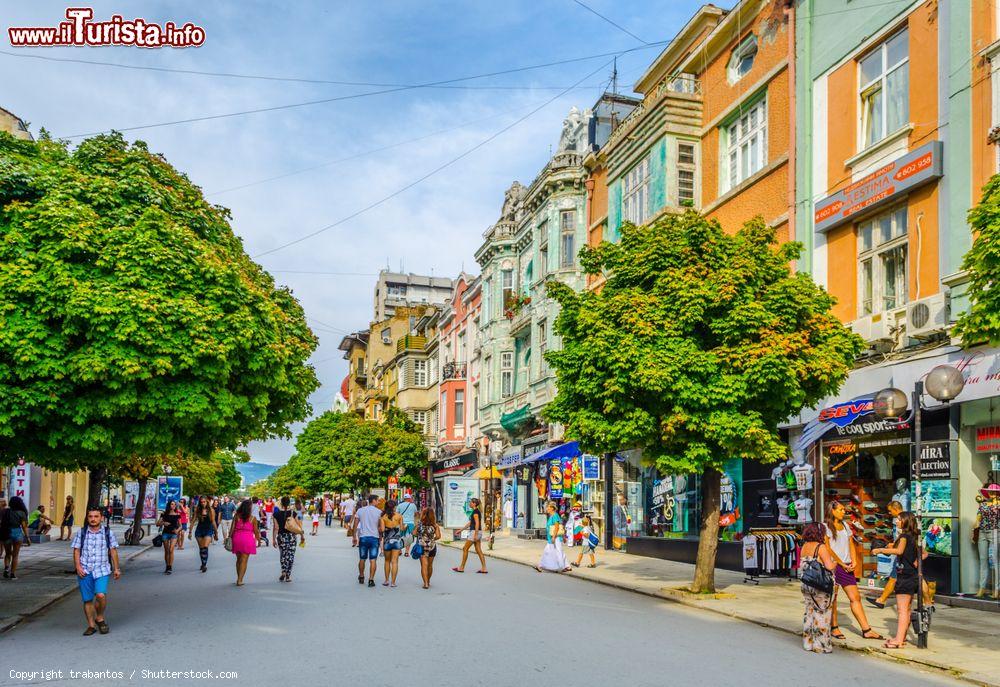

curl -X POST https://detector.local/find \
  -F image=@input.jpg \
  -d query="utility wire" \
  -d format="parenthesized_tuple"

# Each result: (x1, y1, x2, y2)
(270, 270, 379, 276)
(205, 100, 545, 197)
(250, 59, 613, 260)
(60, 43, 667, 138)
(0, 48, 597, 91)
(570, 0, 649, 44)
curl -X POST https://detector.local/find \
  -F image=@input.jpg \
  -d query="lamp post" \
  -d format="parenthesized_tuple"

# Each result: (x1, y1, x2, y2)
(873, 364, 964, 649)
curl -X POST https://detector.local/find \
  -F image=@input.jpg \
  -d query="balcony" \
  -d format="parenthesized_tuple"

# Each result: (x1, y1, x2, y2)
(605, 73, 701, 152)
(442, 362, 467, 380)
(396, 335, 426, 353)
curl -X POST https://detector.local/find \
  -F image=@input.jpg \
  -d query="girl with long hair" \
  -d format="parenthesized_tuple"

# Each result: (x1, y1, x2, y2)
(156, 500, 181, 574)
(193, 496, 217, 572)
(823, 501, 882, 640)
(59, 495, 75, 541)
(380, 499, 404, 587)
(272, 496, 304, 582)
(799, 522, 837, 653)
(873, 512, 924, 649)
(452, 497, 487, 574)
(1, 496, 31, 579)
(228, 499, 261, 586)
(415, 508, 442, 589)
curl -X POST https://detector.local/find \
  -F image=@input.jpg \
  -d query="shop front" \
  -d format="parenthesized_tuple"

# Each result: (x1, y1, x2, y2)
(497, 440, 589, 538)
(432, 450, 477, 524)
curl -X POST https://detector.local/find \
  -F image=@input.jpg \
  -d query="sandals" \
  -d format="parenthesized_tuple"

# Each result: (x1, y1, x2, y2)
(451, 567, 464, 573)
(831, 626, 846, 640)
(861, 627, 885, 640)
(476, 570, 488, 574)
(96, 620, 109, 634)
(866, 597, 886, 609)
(83, 627, 97, 636)
(883, 640, 907, 649)
(571, 562, 580, 568)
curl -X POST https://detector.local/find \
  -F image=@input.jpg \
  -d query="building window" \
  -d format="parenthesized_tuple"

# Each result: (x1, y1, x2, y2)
(501, 269, 514, 309)
(454, 390, 464, 425)
(413, 359, 428, 386)
(457, 331, 465, 363)
(387, 284, 407, 297)
(483, 278, 492, 323)
(412, 410, 427, 434)
(560, 210, 576, 268)
(440, 391, 447, 428)
(727, 34, 757, 83)
(857, 206, 908, 316)
(538, 220, 549, 276)
(622, 156, 650, 225)
(537, 319, 547, 376)
(500, 351, 513, 398)
(677, 142, 696, 205)
(726, 98, 767, 190)
(860, 28, 909, 149)
(472, 383, 479, 421)
(484, 356, 492, 403)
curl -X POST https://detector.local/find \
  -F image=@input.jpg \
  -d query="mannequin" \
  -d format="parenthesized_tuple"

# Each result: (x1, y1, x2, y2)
(975, 483, 1000, 598)
(791, 452, 815, 491)
(892, 478, 910, 512)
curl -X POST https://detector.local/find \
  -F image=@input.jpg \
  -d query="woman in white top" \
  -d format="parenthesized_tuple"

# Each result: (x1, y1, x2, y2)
(823, 501, 883, 640)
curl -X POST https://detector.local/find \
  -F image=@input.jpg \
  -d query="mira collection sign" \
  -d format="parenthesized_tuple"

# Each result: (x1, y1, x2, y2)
(813, 141, 943, 234)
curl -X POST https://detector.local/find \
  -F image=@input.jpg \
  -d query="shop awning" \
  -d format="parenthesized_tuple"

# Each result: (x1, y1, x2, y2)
(794, 393, 874, 453)
(475, 466, 502, 479)
(525, 441, 581, 464)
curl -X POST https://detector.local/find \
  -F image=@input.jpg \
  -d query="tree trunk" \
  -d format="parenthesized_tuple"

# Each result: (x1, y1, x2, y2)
(690, 468, 722, 594)
(87, 465, 107, 511)
(125, 477, 148, 545)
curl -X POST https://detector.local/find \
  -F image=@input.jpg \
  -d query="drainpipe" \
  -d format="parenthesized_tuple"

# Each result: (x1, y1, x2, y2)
(785, 0, 796, 252)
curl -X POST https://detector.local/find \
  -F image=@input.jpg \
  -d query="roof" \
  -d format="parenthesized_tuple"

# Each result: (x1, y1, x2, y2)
(378, 270, 455, 289)
(633, 4, 727, 94)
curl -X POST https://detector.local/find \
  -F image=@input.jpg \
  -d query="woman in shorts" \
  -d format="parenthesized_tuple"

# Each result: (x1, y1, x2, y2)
(414, 508, 442, 589)
(380, 500, 404, 587)
(156, 500, 181, 574)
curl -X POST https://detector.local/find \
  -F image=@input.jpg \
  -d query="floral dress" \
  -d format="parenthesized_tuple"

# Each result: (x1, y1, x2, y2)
(801, 545, 833, 653)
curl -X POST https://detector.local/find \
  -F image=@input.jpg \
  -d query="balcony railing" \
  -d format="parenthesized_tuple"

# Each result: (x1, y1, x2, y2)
(396, 335, 427, 353)
(606, 73, 701, 151)
(442, 362, 467, 380)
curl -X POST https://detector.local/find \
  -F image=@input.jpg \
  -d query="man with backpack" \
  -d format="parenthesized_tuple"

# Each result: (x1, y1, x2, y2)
(71, 506, 122, 635)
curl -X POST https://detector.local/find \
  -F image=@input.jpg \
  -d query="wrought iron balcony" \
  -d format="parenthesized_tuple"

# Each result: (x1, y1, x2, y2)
(442, 362, 467, 380)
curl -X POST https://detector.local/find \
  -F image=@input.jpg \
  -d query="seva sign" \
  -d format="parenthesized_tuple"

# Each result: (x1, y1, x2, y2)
(814, 141, 943, 234)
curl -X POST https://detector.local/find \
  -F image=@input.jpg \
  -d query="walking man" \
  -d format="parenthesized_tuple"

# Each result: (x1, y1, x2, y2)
(398, 493, 418, 557)
(340, 494, 356, 529)
(323, 494, 335, 527)
(72, 506, 122, 636)
(353, 495, 383, 587)
(218, 496, 236, 540)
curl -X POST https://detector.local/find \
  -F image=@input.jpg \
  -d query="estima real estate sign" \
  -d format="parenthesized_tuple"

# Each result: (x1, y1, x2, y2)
(814, 141, 943, 234)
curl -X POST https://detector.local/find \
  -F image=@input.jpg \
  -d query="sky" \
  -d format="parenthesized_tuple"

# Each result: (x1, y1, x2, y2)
(2, 0, 717, 464)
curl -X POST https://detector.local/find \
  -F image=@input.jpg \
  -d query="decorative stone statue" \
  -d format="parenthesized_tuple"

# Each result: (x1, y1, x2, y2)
(556, 106, 590, 153)
(500, 181, 526, 220)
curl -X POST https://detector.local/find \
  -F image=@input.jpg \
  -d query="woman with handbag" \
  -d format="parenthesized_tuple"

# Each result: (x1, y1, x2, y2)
(380, 500, 404, 587)
(413, 507, 442, 590)
(155, 500, 181, 575)
(800, 523, 837, 653)
(536, 501, 572, 573)
(272, 496, 304, 582)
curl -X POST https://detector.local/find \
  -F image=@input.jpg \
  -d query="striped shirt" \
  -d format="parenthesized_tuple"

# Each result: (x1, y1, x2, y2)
(71, 525, 119, 578)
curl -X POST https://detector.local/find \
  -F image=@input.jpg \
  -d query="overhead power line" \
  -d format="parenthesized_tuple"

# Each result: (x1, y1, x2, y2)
(570, 0, 650, 44)
(0, 48, 594, 91)
(59, 42, 667, 138)
(250, 59, 612, 260)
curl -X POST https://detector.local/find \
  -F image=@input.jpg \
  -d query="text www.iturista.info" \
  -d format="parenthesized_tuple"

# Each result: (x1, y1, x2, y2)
(8, 7, 205, 48)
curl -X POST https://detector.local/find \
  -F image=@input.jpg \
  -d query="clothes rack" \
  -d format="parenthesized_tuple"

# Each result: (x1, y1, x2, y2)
(742, 527, 799, 585)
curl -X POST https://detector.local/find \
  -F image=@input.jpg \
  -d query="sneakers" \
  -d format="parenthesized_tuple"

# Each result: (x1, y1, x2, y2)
(367, 579, 375, 588)
(358, 575, 364, 584)
(165, 566, 172, 575)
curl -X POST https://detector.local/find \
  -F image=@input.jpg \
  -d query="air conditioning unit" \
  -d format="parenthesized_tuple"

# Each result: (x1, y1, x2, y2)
(849, 314, 891, 344)
(905, 293, 949, 339)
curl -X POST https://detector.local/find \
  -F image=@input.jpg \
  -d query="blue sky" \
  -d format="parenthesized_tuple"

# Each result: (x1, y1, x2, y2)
(2, 0, 719, 463)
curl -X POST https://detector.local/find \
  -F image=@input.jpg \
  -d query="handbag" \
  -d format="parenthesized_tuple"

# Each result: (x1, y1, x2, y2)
(283, 512, 304, 536)
(800, 545, 834, 595)
(411, 543, 424, 559)
(587, 532, 600, 548)
(152, 534, 163, 548)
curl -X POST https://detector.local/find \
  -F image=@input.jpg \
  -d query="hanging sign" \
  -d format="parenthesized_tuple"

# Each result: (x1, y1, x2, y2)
(12, 459, 31, 502)
(814, 141, 943, 233)
(912, 441, 950, 479)
(582, 455, 600, 480)
(156, 476, 184, 511)
(548, 459, 564, 499)
(976, 425, 1000, 453)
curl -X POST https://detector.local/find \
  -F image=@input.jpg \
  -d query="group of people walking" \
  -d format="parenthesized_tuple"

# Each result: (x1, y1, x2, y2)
(348, 493, 443, 589)
(800, 501, 927, 654)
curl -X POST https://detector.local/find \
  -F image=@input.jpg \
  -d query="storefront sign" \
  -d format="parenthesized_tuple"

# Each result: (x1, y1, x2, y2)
(548, 459, 564, 499)
(497, 451, 522, 469)
(828, 443, 857, 455)
(831, 415, 909, 437)
(913, 441, 950, 479)
(819, 400, 874, 428)
(976, 425, 1000, 453)
(12, 459, 30, 501)
(582, 455, 600, 480)
(434, 451, 477, 475)
(814, 141, 943, 233)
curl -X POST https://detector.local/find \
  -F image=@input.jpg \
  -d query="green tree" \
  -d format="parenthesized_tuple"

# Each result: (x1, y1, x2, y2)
(544, 213, 861, 592)
(0, 132, 319, 507)
(955, 174, 1000, 345)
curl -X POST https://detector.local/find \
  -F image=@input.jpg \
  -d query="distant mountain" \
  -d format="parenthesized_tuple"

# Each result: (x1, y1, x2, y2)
(236, 462, 279, 486)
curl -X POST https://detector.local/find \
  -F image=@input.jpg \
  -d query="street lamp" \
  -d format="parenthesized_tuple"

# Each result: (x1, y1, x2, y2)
(873, 364, 965, 649)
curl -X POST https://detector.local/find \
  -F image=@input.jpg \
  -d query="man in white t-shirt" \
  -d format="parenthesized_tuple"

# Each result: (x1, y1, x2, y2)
(340, 495, 357, 529)
(353, 496, 383, 587)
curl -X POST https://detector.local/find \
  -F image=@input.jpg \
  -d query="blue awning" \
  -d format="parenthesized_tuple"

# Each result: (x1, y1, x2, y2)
(525, 441, 581, 464)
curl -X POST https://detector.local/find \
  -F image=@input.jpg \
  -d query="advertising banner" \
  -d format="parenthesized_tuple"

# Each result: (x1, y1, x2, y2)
(12, 459, 31, 501)
(582, 455, 600, 480)
(548, 459, 564, 500)
(444, 478, 479, 529)
(913, 441, 950, 479)
(156, 476, 183, 511)
(912, 479, 952, 517)
(125, 481, 157, 523)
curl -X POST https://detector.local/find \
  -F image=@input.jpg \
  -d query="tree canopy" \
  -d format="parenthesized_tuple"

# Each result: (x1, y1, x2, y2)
(0, 132, 319, 476)
(955, 174, 1000, 345)
(544, 212, 860, 591)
